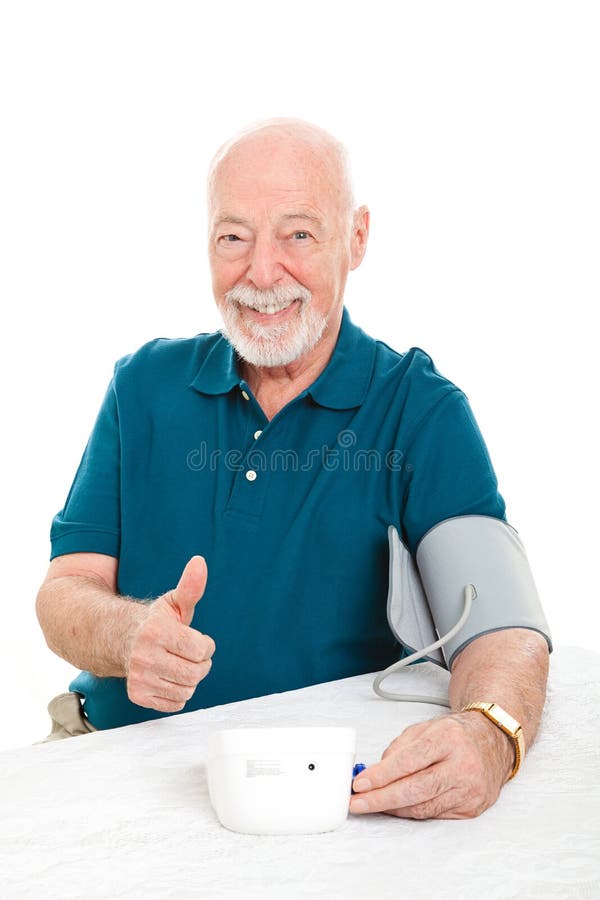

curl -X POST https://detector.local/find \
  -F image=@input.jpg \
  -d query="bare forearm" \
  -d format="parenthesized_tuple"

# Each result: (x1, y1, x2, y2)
(350, 629, 550, 819)
(36, 575, 149, 678)
(449, 628, 550, 753)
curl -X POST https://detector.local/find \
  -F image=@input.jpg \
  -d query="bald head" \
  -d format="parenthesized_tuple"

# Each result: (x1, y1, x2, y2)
(207, 118, 355, 223)
(206, 118, 370, 372)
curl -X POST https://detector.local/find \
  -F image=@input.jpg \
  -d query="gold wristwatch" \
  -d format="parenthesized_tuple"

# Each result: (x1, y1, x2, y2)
(462, 702, 525, 780)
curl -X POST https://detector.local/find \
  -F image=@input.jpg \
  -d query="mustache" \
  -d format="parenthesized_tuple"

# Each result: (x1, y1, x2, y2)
(225, 283, 311, 311)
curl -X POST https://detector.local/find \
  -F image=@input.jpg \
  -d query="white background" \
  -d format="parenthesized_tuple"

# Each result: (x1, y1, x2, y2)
(0, 1, 598, 753)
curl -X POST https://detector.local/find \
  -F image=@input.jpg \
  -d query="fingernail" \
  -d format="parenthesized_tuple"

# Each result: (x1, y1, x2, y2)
(350, 797, 369, 813)
(353, 778, 371, 792)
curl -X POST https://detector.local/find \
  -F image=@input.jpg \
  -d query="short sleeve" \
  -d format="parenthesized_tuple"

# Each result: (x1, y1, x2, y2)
(401, 390, 506, 554)
(50, 377, 121, 560)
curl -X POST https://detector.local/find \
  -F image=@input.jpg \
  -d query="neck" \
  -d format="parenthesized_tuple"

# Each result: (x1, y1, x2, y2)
(241, 307, 343, 420)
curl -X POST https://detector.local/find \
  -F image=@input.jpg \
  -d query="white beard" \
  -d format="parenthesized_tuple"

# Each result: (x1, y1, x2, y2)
(219, 283, 327, 367)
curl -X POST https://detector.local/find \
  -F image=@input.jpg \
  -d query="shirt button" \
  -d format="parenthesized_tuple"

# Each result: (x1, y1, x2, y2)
(246, 470, 257, 482)
(254, 430, 263, 440)
(241, 390, 250, 401)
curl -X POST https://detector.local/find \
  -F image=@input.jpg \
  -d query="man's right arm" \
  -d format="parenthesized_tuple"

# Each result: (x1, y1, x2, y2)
(36, 553, 216, 713)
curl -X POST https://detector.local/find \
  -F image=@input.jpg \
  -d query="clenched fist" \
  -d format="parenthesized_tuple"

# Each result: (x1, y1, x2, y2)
(124, 556, 216, 713)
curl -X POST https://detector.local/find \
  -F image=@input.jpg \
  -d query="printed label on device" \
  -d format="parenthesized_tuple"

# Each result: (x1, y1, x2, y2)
(246, 759, 282, 777)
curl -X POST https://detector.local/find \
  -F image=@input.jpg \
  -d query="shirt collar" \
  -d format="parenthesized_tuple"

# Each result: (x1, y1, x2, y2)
(190, 306, 376, 410)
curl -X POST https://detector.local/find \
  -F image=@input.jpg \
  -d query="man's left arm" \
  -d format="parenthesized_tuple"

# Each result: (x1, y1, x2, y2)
(350, 627, 549, 819)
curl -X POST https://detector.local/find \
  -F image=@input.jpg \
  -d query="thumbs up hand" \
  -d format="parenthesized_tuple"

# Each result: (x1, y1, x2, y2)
(125, 556, 216, 713)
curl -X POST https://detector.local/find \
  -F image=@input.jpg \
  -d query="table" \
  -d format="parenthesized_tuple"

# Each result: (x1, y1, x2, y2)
(1, 646, 599, 899)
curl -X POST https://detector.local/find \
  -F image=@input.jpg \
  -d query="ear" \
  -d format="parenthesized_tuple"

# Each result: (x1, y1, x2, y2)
(349, 205, 370, 271)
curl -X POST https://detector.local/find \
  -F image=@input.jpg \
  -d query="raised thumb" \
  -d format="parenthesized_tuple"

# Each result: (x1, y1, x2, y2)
(167, 555, 208, 626)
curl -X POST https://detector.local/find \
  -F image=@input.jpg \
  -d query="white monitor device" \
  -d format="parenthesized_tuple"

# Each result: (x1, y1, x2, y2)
(207, 726, 357, 835)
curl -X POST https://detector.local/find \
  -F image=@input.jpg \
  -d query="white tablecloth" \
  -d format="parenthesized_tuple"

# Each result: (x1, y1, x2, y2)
(1, 646, 599, 900)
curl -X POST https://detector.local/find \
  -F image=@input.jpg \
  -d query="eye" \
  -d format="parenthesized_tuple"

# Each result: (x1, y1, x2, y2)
(292, 231, 310, 240)
(220, 234, 241, 242)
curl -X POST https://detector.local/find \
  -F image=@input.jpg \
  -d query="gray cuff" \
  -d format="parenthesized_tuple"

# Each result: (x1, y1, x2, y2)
(387, 515, 553, 670)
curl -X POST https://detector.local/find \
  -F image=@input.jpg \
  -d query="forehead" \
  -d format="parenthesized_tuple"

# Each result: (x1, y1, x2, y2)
(209, 134, 343, 221)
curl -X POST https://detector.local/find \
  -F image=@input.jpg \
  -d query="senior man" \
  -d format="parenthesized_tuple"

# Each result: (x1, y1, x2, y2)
(37, 118, 550, 820)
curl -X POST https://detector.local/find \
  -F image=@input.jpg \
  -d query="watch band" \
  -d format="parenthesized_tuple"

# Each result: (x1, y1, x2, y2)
(461, 702, 525, 780)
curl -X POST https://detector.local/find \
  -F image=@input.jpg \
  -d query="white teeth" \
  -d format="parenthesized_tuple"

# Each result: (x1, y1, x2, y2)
(249, 300, 294, 315)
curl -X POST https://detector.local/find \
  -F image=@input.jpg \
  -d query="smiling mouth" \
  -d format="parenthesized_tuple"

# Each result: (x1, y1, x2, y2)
(241, 298, 301, 317)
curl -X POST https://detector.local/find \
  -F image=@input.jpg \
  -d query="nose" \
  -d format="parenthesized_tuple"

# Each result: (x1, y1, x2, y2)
(246, 235, 285, 290)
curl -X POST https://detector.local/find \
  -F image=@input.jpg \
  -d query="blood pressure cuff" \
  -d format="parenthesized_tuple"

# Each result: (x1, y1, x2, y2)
(387, 515, 552, 670)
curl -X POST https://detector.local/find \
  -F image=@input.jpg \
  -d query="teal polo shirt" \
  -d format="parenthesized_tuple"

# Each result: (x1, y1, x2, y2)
(50, 307, 506, 730)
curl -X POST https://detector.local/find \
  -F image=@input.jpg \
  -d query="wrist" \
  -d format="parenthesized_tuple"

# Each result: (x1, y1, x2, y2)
(118, 600, 153, 676)
(461, 702, 524, 782)
(465, 711, 514, 781)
